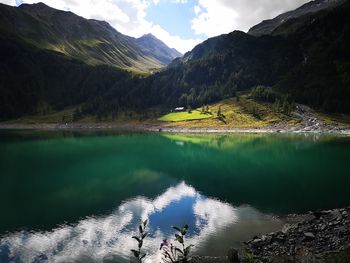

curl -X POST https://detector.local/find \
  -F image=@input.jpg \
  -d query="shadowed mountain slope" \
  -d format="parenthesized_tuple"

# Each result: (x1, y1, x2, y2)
(0, 2, 181, 73)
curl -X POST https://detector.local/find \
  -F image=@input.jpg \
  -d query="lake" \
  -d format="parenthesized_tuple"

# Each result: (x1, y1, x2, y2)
(0, 131, 350, 262)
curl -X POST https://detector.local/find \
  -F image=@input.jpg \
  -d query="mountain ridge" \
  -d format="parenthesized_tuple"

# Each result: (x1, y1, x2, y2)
(1, 0, 350, 120)
(0, 2, 181, 73)
(139, 0, 350, 113)
(248, 0, 344, 36)
(135, 33, 182, 65)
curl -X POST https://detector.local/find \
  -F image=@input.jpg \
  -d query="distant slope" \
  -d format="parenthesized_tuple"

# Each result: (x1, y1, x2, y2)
(138, 0, 350, 113)
(1, 0, 350, 121)
(0, 2, 179, 73)
(248, 0, 343, 36)
(0, 33, 133, 119)
(135, 34, 182, 65)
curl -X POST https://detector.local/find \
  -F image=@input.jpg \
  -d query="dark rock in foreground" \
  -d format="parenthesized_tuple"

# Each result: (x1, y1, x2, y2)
(245, 207, 350, 263)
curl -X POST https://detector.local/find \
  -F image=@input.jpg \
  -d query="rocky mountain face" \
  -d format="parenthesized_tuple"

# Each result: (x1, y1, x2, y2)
(248, 0, 344, 36)
(135, 33, 182, 65)
(0, 2, 181, 73)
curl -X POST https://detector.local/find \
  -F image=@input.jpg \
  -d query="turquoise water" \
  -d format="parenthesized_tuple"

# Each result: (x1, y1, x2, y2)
(0, 131, 349, 262)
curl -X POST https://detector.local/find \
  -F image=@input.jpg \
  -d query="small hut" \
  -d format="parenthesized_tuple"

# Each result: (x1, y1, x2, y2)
(174, 107, 185, 112)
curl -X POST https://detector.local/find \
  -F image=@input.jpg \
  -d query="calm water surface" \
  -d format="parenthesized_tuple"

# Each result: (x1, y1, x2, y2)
(0, 131, 350, 262)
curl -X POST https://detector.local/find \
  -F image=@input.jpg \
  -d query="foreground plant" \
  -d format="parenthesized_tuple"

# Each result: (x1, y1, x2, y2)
(131, 219, 148, 263)
(160, 224, 194, 263)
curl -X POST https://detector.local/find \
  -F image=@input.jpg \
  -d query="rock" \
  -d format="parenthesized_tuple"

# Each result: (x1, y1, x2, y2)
(251, 238, 263, 248)
(262, 235, 272, 243)
(330, 210, 342, 219)
(304, 232, 315, 239)
(282, 224, 293, 234)
(319, 224, 327, 231)
(227, 248, 240, 263)
(337, 226, 347, 233)
(273, 235, 285, 243)
(244, 207, 350, 263)
(313, 211, 323, 219)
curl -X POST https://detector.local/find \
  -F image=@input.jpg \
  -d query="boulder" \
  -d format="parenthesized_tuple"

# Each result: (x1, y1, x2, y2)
(304, 232, 315, 240)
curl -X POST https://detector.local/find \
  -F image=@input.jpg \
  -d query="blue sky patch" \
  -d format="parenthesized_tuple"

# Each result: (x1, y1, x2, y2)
(146, 0, 202, 39)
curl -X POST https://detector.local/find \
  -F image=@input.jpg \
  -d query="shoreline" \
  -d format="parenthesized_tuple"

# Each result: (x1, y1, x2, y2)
(0, 122, 350, 135)
(193, 207, 350, 263)
(244, 206, 350, 263)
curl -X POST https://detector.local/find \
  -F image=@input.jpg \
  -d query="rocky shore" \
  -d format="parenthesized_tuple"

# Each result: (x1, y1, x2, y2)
(244, 207, 350, 263)
(0, 122, 350, 135)
(192, 207, 350, 263)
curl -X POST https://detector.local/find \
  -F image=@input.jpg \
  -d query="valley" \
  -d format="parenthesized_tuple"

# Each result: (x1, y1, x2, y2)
(1, 0, 350, 124)
(1, 1, 350, 262)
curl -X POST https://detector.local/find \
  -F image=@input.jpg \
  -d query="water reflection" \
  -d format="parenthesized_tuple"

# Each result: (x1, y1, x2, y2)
(0, 182, 283, 263)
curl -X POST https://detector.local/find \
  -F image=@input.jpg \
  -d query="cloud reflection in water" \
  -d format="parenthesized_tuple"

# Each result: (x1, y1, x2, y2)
(0, 182, 283, 263)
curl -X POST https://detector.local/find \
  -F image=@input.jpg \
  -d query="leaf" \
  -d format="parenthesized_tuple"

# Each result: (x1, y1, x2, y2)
(181, 225, 189, 235)
(132, 236, 141, 243)
(175, 234, 184, 244)
(139, 225, 143, 234)
(172, 225, 182, 232)
(130, 249, 139, 258)
(142, 232, 148, 239)
(138, 239, 143, 248)
(140, 253, 146, 260)
(143, 219, 148, 227)
(175, 247, 184, 255)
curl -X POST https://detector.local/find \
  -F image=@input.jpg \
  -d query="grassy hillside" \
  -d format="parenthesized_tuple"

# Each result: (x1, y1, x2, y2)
(158, 96, 296, 128)
(0, 34, 135, 120)
(158, 111, 212, 122)
(0, 3, 170, 73)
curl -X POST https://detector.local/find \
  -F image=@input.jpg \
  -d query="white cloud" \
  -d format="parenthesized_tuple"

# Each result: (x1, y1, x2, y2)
(12, 0, 200, 53)
(0, 0, 16, 5)
(0, 182, 235, 262)
(192, 0, 310, 38)
(194, 4, 202, 15)
(148, 25, 202, 54)
(0, 182, 284, 263)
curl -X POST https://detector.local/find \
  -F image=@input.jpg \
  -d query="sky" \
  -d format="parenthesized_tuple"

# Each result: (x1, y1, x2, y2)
(1, 0, 310, 53)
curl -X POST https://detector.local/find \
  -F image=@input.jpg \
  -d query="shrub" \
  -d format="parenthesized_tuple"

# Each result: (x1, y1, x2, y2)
(160, 225, 194, 263)
(131, 220, 148, 263)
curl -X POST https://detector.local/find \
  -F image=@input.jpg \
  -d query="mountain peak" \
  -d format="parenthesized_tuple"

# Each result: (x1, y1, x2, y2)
(19, 2, 50, 9)
(140, 33, 157, 40)
(136, 33, 182, 64)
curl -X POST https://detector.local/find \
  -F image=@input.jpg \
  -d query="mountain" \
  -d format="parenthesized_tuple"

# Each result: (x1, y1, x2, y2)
(1, 0, 350, 120)
(0, 32, 136, 120)
(0, 2, 180, 73)
(135, 0, 350, 113)
(135, 34, 182, 65)
(248, 0, 344, 36)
